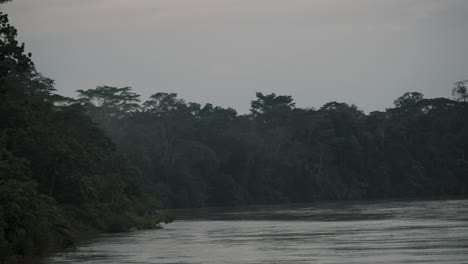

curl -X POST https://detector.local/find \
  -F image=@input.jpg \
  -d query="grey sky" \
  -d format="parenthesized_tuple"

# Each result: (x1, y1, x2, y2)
(3, 0, 468, 113)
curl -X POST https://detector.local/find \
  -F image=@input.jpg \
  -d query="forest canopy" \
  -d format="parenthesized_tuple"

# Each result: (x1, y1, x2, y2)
(1, 1, 468, 262)
(74, 85, 468, 207)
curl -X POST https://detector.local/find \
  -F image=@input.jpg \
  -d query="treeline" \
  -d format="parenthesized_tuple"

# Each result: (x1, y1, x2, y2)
(0, 10, 164, 262)
(76, 84, 468, 208)
(1, 1, 468, 261)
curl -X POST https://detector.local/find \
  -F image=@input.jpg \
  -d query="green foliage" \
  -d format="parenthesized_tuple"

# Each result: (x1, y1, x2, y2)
(393, 92, 424, 108)
(79, 84, 468, 208)
(250, 92, 295, 115)
(453, 81, 468, 103)
(0, 180, 72, 259)
(2, 3, 468, 261)
(106, 215, 129, 233)
(0, 11, 33, 95)
(77, 86, 140, 114)
(0, 12, 156, 262)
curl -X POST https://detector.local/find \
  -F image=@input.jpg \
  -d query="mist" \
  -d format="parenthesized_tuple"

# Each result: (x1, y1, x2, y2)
(4, 0, 468, 112)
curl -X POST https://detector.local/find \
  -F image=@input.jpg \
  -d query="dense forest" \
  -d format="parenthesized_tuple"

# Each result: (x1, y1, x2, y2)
(76, 85, 468, 208)
(0, 6, 167, 263)
(1, 2, 468, 262)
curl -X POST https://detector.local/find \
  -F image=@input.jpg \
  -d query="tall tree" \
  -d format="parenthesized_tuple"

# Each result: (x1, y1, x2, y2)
(250, 92, 295, 115)
(453, 81, 468, 103)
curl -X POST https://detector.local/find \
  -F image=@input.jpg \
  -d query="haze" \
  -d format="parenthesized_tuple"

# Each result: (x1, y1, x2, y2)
(3, 0, 468, 112)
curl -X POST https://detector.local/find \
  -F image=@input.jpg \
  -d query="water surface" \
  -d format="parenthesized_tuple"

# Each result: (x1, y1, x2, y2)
(44, 199, 468, 263)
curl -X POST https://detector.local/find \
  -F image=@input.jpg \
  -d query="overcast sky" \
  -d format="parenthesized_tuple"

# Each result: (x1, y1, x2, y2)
(3, 0, 468, 113)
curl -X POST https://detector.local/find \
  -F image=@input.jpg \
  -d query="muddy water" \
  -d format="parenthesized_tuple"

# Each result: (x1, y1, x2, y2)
(44, 199, 468, 263)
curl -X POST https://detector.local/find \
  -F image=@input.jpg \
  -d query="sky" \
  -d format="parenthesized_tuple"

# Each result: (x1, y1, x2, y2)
(2, 0, 468, 113)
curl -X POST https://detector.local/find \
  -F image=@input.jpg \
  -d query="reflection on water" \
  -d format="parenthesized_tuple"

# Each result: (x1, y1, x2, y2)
(44, 199, 468, 264)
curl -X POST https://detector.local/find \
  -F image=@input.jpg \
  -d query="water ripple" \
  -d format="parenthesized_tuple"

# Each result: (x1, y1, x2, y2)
(44, 199, 468, 264)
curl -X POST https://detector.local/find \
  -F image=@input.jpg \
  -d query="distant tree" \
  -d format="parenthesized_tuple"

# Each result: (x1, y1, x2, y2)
(320, 101, 351, 111)
(143, 92, 187, 115)
(393, 92, 424, 108)
(76, 86, 140, 133)
(250, 92, 295, 115)
(368, 111, 387, 154)
(452, 81, 468, 103)
(77, 86, 140, 115)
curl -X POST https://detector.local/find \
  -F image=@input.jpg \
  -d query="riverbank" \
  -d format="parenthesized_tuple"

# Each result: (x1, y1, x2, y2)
(0, 203, 173, 264)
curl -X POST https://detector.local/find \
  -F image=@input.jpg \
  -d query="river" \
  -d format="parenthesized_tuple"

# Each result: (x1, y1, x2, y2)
(44, 199, 468, 263)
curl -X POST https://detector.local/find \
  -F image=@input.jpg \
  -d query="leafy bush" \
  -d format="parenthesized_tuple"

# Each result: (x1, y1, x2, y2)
(0, 180, 72, 261)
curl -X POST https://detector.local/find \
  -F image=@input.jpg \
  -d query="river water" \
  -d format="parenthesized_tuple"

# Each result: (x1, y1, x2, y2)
(44, 199, 468, 264)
